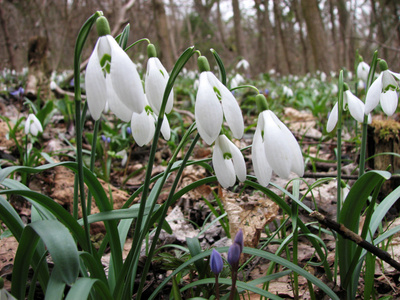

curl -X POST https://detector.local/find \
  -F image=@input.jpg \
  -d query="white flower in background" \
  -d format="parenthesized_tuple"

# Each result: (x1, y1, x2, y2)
(365, 66, 400, 116)
(195, 71, 244, 145)
(282, 85, 293, 98)
(116, 149, 128, 166)
(236, 59, 250, 70)
(25, 114, 43, 136)
(252, 110, 304, 186)
(230, 73, 245, 89)
(331, 83, 338, 94)
(130, 97, 170, 147)
(320, 72, 327, 82)
(347, 71, 353, 80)
(212, 135, 246, 188)
(357, 61, 370, 82)
(145, 46, 174, 116)
(327, 89, 370, 133)
(85, 17, 145, 121)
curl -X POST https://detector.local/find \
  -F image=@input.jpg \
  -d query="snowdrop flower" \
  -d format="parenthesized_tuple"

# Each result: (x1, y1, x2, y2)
(130, 96, 170, 147)
(145, 44, 173, 116)
(252, 109, 304, 186)
(327, 87, 369, 133)
(357, 61, 370, 82)
(364, 60, 400, 116)
(320, 72, 327, 82)
(116, 149, 128, 166)
(230, 73, 245, 89)
(212, 135, 246, 189)
(85, 16, 145, 121)
(25, 114, 43, 136)
(282, 85, 293, 98)
(236, 59, 250, 70)
(195, 56, 244, 145)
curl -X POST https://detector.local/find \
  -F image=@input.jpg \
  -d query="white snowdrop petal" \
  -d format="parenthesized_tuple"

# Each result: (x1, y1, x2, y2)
(131, 111, 155, 147)
(365, 74, 383, 115)
(252, 120, 272, 186)
(212, 138, 236, 188)
(145, 57, 168, 115)
(195, 72, 223, 145)
(345, 91, 365, 123)
(160, 115, 171, 141)
(380, 90, 398, 116)
(262, 111, 292, 179)
(85, 41, 107, 120)
(108, 36, 145, 114)
(106, 77, 133, 122)
(271, 112, 304, 177)
(219, 135, 246, 182)
(326, 102, 339, 133)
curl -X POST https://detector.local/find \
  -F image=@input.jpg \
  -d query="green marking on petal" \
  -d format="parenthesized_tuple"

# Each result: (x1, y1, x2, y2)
(100, 54, 111, 75)
(213, 86, 222, 100)
(159, 69, 164, 77)
(145, 105, 153, 115)
(223, 152, 232, 160)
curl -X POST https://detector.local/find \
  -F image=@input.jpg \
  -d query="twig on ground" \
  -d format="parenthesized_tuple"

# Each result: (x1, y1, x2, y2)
(310, 211, 400, 272)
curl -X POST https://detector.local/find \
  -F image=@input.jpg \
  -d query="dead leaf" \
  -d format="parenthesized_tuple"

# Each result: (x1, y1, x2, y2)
(221, 190, 279, 248)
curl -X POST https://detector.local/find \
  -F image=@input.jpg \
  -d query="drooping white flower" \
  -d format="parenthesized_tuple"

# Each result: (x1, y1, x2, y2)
(85, 34, 145, 121)
(357, 61, 370, 82)
(236, 59, 250, 70)
(145, 56, 173, 116)
(365, 69, 400, 116)
(212, 135, 246, 188)
(282, 85, 293, 98)
(327, 89, 369, 132)
(230, 73, 245, 89)
(25, 114, 43, 136)
(130, 96, 170, 147)
(195, 71, 244, 145)
(252, 110, 304, 186)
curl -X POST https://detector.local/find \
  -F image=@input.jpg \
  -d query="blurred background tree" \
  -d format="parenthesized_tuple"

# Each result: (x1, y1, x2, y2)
(0, 0, 398, 77)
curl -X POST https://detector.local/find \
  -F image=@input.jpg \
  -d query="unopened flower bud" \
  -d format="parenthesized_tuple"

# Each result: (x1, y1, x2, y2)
(210, 249, 223, 274)
(197, 56, 210, 73)
(227, 242, 241, 267)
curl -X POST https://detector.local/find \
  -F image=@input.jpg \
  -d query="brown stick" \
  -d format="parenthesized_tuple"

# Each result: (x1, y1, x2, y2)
(310, 211, 400, 271)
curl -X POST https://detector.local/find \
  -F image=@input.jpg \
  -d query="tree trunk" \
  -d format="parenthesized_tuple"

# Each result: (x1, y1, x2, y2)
(0, 3, 16, 70)
(152, 0, 174, 69)
(292, 0, 310, 73)
(328, 0, 339, 70)
(273, 0, 291, 74)
(232, 0, 245, 57)
(301, 0, 333, 73)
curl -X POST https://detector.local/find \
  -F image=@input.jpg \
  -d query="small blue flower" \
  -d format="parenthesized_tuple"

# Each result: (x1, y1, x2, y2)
(233, 229, 244, 253)
(126, 127, 132, 135)
(106, 137, 111, 144)
(101, 135, 106, 142)
(210, 249, 223, 274)
(10, 87, 24, 98)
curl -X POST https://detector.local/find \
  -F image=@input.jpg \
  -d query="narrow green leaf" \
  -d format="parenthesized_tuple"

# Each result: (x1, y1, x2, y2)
(65, 278, 112, 300)
(186, 237, 207, 279)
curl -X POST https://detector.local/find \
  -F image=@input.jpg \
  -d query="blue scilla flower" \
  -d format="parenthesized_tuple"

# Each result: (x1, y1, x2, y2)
(210, 249, 223, 275)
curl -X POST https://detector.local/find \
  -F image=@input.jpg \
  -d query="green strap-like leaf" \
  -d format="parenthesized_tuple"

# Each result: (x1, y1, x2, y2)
(65, 278, 112, 300)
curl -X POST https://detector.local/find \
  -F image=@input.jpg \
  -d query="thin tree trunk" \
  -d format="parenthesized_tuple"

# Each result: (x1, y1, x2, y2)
(292, 0, 309, 73)
(0, 3, 16, 70)
(328, 0, 339, 70)
(301, 0, 333, 73)
(273, 0, 291, 73)
(254, 0, 268, 72)
(152, 0, 174, 69)
(232, 0, 245, 57)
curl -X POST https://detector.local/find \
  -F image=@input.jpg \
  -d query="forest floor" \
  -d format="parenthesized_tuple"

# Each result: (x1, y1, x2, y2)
(1, 94, 400, 299)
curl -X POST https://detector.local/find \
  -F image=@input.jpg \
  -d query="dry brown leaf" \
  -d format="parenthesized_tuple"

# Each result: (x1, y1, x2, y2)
(221, 190, 279, 248)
